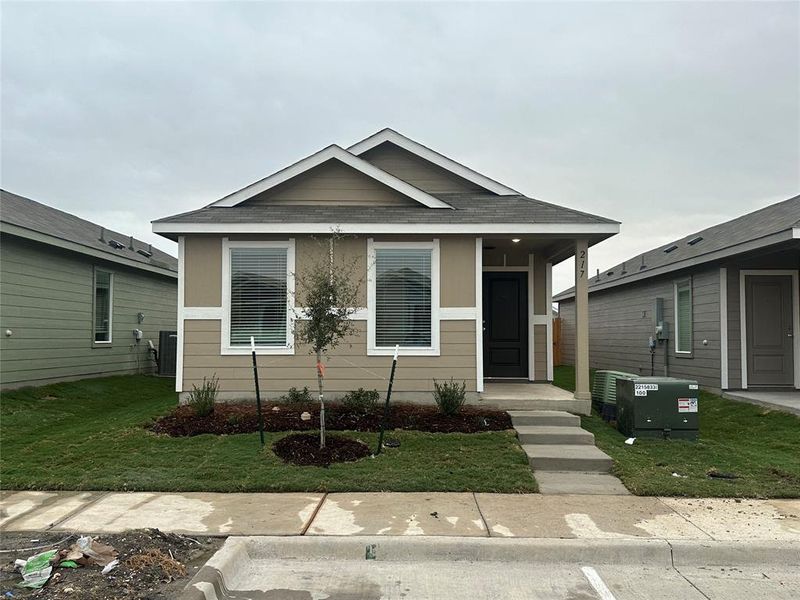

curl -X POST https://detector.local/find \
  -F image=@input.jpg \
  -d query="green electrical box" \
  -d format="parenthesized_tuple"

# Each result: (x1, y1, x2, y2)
(616, 377, 699, 440)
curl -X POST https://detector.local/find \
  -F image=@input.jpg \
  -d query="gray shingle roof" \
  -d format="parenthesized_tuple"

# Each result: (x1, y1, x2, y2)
(153, 192, 619, 226)
(554, 194, 800, 300)
(1, 189, 177, 273)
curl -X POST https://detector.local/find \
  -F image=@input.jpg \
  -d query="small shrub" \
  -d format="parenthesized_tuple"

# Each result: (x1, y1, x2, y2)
(280, 386, 313, 404)
(188, 375, 218, 417)
(341, 388, 380, 413)
(433, 378, 467, 416)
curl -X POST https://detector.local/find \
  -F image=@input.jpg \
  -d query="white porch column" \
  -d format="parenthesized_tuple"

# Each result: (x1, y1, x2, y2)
(574, 239, 590, 401)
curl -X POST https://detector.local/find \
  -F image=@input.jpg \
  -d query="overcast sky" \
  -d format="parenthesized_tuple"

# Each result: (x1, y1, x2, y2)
(2, 1, 798, 293)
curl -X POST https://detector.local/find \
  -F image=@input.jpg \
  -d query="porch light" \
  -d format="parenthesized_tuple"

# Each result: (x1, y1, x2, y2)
(511, 238, 521, 243)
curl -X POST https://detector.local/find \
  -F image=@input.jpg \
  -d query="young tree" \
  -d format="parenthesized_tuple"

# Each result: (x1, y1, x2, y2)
(293, 232, 362, 448)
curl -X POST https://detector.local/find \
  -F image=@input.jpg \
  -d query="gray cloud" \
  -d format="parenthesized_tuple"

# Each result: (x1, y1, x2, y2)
(2, 2, 798, 293)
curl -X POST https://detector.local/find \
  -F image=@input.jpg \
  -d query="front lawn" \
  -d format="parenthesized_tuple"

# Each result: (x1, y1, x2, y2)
(0, 376, 537, 493)
(554, 365, 800, 497)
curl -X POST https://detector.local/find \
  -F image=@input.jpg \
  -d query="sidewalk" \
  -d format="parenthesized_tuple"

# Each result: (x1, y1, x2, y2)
(2, 490, 799, 541)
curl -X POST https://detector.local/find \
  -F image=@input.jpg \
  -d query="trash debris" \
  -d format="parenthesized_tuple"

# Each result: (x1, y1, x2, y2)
(300, 411, 312, 421)
(672, 472, 688, 478)
(101, 559, 120, 575)
(271, 406, 280, 411)
(58, 560, 78, 568)
(707, 469, 739, 480)
(624, 437, 636, 445)
(5, 591, 15, 598)
(61, 536, 118, 567)
(16, 549, 57, 588)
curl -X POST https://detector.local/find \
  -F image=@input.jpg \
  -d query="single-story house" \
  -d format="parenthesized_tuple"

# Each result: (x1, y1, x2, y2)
(152, 129, 619, 403)
(0, 190, 179, 389)
(555, 195, 800, 393)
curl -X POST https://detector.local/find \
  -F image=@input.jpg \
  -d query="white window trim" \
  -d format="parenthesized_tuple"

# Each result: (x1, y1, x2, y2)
(674, 279, 692, 355)
(221, 237, 296, 355)
(367, 238, 440, 356)
(92, 267, 114, 345)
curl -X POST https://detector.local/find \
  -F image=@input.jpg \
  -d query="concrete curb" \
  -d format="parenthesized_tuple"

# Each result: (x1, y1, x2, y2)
(178, 536, 800, 599)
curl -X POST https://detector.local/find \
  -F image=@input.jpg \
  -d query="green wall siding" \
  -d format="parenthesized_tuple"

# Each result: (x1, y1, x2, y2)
(0, 235, 177, 388)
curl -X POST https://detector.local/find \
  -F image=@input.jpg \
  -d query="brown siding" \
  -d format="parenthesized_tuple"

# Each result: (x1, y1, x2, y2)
(534, 324, 547, 378)
(184, 236, 222, 307)
(359, 142, 487, 194)
(183, 319, 477, 395)
(245, 160, 417, 207)
(295, 236, 368, 307)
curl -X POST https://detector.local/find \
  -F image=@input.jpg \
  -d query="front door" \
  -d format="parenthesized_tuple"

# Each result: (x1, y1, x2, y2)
(746, 275, 795, 387)
(483, 272, 528, 378)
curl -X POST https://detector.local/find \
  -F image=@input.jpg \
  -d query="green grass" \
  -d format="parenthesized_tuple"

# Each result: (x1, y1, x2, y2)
(553, 365, 800, 497)
(0, 376, 537, 493)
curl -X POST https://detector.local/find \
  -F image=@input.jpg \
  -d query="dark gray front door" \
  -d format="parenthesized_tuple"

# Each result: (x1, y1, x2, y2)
(745, 275, 794, 387)
(483, 272, 528, 378)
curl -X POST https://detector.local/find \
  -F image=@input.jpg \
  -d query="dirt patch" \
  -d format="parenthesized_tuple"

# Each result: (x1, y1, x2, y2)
(151, 402, 512, 437)
(272, 433, 371, 466)
(0, 529, 222, 599)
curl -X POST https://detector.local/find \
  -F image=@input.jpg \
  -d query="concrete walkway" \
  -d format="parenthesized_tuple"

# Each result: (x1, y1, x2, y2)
(2, 490, 799, 541)
(724, 390, 800, 416)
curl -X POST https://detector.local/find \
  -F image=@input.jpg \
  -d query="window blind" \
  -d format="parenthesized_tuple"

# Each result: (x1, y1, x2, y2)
(230, 248, 288, 346)
(375, 248, 432, 347)
(94, 270, 112, 342)
(676, 283, 692, 352)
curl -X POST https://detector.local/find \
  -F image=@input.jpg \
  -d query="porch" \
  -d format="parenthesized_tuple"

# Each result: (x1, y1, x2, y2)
(477, 381, 590, 414)
(478, 235, 594, 407)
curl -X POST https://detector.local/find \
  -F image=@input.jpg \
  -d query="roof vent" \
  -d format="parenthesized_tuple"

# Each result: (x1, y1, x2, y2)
(606, 270, 614, 277)
(621, 262, 628, 275)
(108, 239, 126, 250)
(98, 227, 106, 243)
(128, 236, 135, 251)
(595, 268, 601, 281)
(687, 236, 703, 246)
(137, 249, 153, 258)
(639, 256, 647, 271)
(663, 245, 678, 253)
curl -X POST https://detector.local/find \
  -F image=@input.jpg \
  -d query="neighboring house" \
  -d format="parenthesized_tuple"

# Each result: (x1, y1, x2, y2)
(153, 128, 619, 402)
(0, 190, 178, 389)
(555, 196, 800, 392)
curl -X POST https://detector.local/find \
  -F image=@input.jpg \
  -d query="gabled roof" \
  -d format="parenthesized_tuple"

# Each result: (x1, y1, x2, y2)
(348, 128, 519, 195)
(554, 194, 800, 301)
(1, 189, 177, 277)
(208, 144, 453, 209)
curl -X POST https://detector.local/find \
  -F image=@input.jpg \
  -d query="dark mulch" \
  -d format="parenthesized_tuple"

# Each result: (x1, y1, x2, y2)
(0, 529, 222, 599)
(272, 433, 371, 466)
(151, 402, 513, 437)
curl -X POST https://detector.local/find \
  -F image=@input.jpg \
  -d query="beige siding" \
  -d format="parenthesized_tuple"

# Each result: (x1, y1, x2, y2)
(0, 235, 177, 389)
(184, 236, 222, 307)
(295, 236, 369, 306)
(245, 160, 418, 207)
(359, 142, 487, 194)
(534, 323, 547, 378)
(183, 319, 477, 395)
(440, 236, 476, 307)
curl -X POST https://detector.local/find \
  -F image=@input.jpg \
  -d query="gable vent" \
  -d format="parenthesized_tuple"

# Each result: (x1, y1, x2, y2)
(663, 245, 678, 253)
(687, 236, 703, 246)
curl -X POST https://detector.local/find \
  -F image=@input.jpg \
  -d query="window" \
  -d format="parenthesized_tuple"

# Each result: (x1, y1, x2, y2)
(675, 279, 692, 354)
(223, 240, 294, 353)
(369, 240, 439, 354)
(93, 269, 113, 343)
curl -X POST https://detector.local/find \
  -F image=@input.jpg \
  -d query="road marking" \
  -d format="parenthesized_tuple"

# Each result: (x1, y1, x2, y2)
(581, 566, 617, 600)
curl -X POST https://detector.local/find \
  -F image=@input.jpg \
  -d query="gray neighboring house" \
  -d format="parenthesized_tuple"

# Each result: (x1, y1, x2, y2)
(0, 190, 178, 389)
(555, 195, 800, 393)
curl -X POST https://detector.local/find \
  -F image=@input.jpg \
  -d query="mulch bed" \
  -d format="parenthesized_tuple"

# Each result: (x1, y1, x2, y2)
(151, 402, 513, 437)
(0, 529, 222, 599)
(272, 433, 371, 466)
